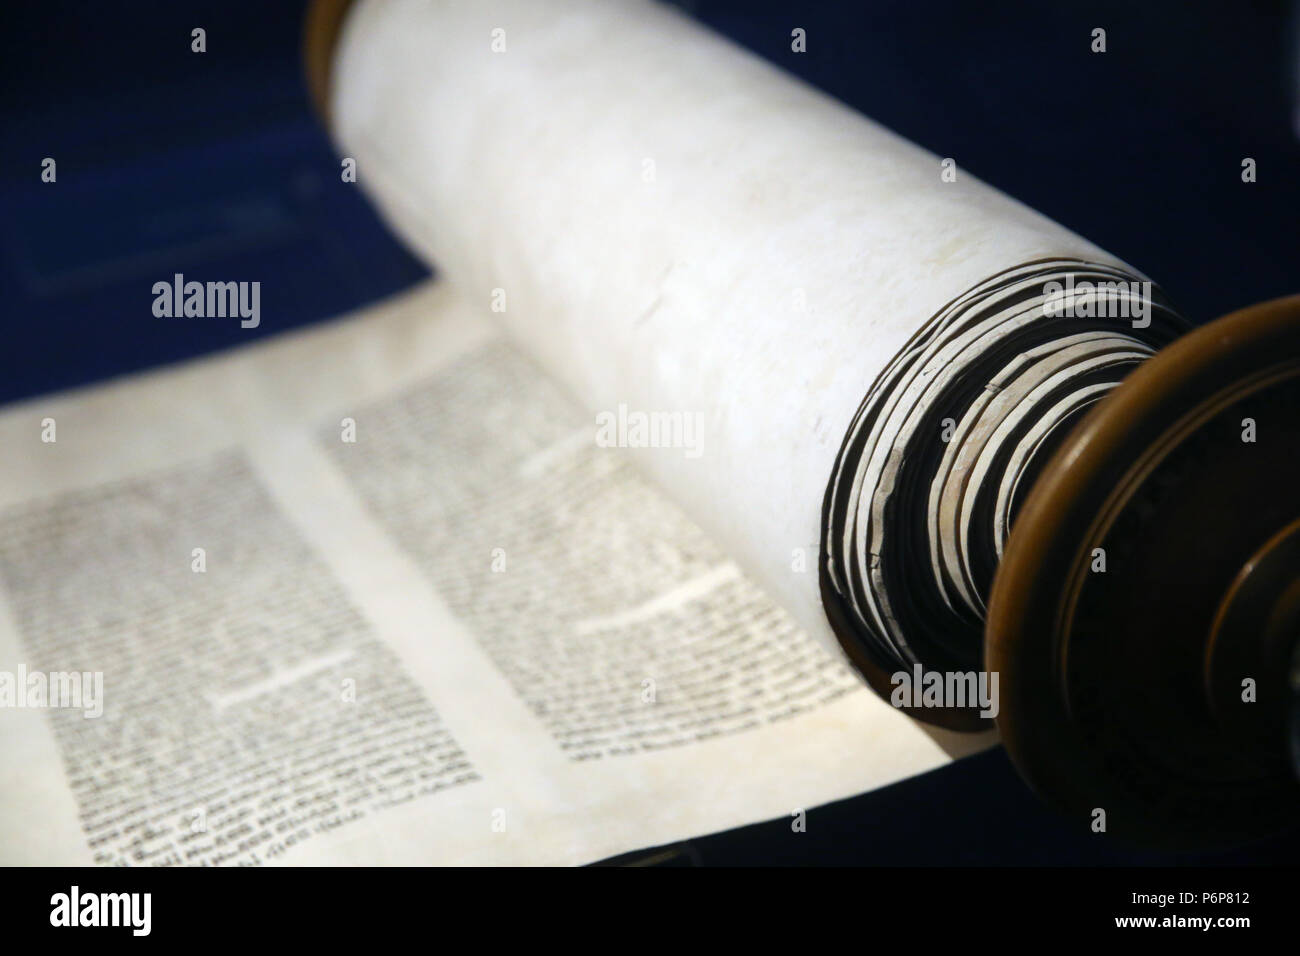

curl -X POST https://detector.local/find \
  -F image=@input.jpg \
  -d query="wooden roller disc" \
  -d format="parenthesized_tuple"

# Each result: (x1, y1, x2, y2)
(304, 0, 354, 124)
(987, 295, 1300, 847)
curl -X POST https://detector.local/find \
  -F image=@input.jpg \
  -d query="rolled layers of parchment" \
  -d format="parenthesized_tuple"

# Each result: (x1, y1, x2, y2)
(327, 0, 1188, 723)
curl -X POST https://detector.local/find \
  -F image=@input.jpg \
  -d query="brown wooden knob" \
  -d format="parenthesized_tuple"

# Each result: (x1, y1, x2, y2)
(987, 294, 1300, 846)
(303, 0, 355, 123)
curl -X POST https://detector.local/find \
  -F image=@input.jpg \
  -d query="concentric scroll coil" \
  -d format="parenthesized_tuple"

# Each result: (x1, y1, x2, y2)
(821, 259, 1191, 691)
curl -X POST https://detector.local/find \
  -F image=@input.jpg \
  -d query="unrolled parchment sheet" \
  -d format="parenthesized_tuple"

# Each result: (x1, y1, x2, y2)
(0, 284, 984, 865)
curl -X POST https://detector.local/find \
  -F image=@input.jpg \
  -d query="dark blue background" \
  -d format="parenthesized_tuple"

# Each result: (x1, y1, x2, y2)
(2, 0, 1297, 864)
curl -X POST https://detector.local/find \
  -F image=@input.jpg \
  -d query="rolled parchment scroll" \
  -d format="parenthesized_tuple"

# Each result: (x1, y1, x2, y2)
(323, 0, 1189, 726)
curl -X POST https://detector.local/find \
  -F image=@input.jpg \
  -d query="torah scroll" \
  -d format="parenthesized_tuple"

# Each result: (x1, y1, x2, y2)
(0, 0, 1206, 867)
(328, 0, 1187, 722)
